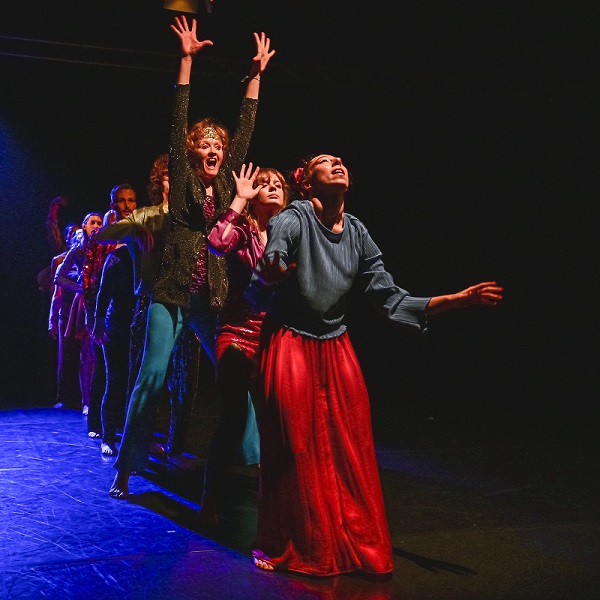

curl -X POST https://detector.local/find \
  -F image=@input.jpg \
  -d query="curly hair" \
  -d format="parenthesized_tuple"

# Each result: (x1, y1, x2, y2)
(186, 118, 230, 172)
(147, 153, 169, 206)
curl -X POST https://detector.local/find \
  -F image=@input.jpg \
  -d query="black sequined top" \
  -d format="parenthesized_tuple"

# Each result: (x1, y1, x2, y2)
(152, 84, 258, 309)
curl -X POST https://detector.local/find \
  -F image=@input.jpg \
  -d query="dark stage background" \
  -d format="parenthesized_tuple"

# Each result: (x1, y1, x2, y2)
(0, 1, 596, 441)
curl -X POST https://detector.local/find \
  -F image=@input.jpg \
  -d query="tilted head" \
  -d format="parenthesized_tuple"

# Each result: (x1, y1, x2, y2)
(289, 154, 351, 199)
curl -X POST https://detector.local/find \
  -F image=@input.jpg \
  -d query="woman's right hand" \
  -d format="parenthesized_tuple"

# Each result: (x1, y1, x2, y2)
(255, 251, 296, 286)
(233, 163, 261, 203)
(170, 15, 213, 57)
(251, 31, 276, 75)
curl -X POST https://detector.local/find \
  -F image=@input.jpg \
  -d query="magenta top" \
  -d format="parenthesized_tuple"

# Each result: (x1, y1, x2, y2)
(208, 208, 266, 325)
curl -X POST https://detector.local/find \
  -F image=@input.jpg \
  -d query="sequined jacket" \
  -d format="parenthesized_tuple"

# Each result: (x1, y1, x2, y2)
(152, 84, 258, 309)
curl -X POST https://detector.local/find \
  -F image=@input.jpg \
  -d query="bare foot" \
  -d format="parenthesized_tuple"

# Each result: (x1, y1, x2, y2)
(252, 550, 275, 571)
(101, 442, 118, 457)
(149, 441, 165, 458)
(109, 471, 129, 499)
(253, 557, 275, 571)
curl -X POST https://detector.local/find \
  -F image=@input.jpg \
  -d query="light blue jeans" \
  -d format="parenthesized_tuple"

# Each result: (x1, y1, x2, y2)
(115, 295, 259, 473)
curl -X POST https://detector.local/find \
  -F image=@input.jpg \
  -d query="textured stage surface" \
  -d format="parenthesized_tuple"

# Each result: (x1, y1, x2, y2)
(0, 406, 598, 600)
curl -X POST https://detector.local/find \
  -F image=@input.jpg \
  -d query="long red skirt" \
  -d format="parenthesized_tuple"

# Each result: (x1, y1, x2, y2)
(253, 325, 394, 576)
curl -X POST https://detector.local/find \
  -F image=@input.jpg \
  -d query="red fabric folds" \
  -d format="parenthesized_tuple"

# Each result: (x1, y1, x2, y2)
(254, 326, 393, 576)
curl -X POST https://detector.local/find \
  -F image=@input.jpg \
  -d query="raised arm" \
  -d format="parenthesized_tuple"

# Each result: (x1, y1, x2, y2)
(229, 162, 261, 214)
(207, 163, 260, 255)
(243, 31, 276, 100)
(46, 196, 69, 253)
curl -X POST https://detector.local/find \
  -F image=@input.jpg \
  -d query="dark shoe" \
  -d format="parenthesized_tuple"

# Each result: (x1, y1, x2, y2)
(167, 453, 201, 471)
(196, 491, 219, 528)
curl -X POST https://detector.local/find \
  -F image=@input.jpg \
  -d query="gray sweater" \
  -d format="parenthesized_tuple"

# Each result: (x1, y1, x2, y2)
(247, 200, 431, 339)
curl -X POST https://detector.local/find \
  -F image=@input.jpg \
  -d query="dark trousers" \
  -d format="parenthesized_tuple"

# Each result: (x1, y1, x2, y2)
(101, 335, 131, 443)
(87, 342, 105, 433)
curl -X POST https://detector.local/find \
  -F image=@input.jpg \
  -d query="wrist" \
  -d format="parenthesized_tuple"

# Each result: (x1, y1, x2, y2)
(241, 73, 261, 83)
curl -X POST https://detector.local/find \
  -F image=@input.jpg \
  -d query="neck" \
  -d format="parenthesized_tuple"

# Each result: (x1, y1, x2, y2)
(199, 173, 215, 193)
(255, 207, 279, 232)
(310, 192, 345, 232)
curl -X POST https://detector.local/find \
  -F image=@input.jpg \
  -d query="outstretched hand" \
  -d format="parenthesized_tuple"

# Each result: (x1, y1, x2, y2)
(251, 31, 275, 75)
(171, 15, 213, 57)
(255, 250, 296, 286)
(233, 163, 261, 204)
(455, 281, 504, 308)
(51, 196, 69, 208)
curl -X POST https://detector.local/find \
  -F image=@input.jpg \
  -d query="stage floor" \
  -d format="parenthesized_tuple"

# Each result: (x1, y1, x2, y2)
(0, 405, 598, 600)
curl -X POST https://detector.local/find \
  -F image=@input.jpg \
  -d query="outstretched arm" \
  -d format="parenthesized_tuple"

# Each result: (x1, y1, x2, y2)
(170, 15, 214, 86)
(426, 281, 504, 316)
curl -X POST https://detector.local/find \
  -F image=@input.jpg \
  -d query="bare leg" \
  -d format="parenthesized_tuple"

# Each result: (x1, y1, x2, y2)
(109, 470, 129, 499)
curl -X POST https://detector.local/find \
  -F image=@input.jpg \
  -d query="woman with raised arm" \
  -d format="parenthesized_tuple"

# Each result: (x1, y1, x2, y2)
(109, 15, 275, 500)
(200, 163, 290, 526)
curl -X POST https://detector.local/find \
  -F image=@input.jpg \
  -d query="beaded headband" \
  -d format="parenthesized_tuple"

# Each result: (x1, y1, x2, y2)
(201, 126, 223, 142)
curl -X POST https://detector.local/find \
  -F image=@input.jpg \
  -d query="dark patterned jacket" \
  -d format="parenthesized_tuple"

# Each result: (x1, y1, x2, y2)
(152, 84, 258, 309)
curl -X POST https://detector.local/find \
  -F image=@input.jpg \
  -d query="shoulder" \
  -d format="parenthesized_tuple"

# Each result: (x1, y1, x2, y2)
(52, 252, 67, 266)
(343, 212, 371, 237)
(343, 211, 365, 228)
(268, 200, 307, 227)
(281, 200, 311, 218)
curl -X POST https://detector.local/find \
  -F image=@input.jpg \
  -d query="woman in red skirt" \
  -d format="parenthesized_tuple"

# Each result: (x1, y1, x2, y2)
(246, 153, 504, 577)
